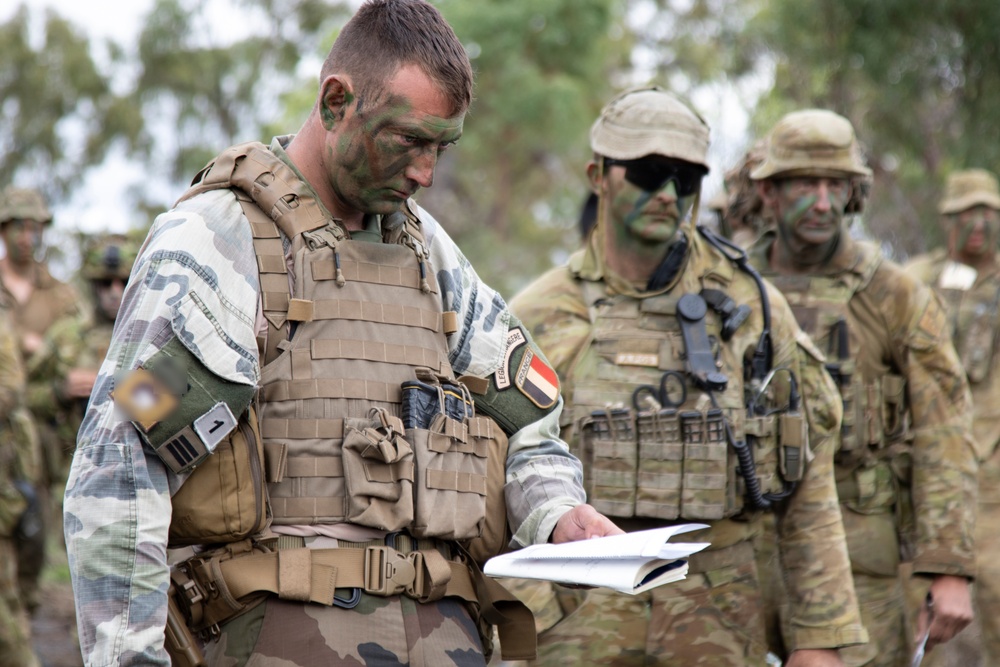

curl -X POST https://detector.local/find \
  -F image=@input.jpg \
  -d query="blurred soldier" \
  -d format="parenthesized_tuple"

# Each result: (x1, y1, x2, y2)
(510, 86, 866, 667)
(0, 185, 82, 614)
(0, 303, 43, 666)
(749, 110, 979, 667)
(721, 139, 770, 249)
(26, 232, 139, 463)
(905, 168, 1000, 666)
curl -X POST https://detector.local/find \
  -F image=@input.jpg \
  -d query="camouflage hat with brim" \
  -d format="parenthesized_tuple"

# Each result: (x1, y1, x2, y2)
(751, 109, 872, 181)
(590, 86, 710, 168)
(939, 169, 1000, 214)
(0, 186, 52, 225)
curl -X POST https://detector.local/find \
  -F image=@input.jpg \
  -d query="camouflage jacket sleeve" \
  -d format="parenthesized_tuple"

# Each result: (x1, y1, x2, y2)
(419, 205, 586, 547)
(65, 189, 260, 666)
(766, 283, 868, 651)
(0, 311, 25, 416)
(868, 263, 978, 577)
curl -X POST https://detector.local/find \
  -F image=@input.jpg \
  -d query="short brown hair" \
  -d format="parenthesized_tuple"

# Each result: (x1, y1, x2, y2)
(321, 0, 473, 117)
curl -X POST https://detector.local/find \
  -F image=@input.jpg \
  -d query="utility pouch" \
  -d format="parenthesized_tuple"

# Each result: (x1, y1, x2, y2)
(579, 407, 636, 518)
(342, 408, 414, 532)
(778, 412, 807, 483)
(635, 407, 683, 519)
(838, 362, 860, 452)
(169, 406, 268, 547)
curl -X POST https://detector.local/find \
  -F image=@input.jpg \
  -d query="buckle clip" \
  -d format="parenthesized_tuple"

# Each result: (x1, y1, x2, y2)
(364, 546, 415, 596)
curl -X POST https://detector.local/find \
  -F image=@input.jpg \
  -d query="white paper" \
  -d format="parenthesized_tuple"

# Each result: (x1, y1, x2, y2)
(484, 524, 711, 595)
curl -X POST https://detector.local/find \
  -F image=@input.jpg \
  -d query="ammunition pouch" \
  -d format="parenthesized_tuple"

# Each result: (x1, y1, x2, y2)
(580, 401, 792, 520)
(837, 373, 909, 466)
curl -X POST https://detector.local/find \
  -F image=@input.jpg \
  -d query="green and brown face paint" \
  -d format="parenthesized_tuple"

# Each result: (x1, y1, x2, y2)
(953, 206, 1000, 258)
(325, 87, 463, 216)
(772, 177, 848, 250)
(606, 171, 693, 258)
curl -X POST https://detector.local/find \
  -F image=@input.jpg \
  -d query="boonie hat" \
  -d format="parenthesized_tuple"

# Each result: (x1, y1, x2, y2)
(751, 109, 871, 181)
(80, 233, 141, 281)
(939, 169, 1000, 214)
(590, 86, 710, 168)
(0, 186, 52, 225)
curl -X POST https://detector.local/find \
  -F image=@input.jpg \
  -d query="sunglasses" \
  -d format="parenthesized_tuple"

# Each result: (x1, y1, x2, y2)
(604, 157, 707, 197)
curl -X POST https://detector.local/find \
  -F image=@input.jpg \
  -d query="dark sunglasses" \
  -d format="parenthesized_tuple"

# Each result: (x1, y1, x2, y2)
(604, 157, 707, 197)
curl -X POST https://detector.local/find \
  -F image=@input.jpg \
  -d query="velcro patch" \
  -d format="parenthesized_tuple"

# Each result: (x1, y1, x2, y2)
(495, 327, 527, 390)
(111, 368, 179, 432)
(514, 348, 559, 409)
(193, 402, 238, 454)
(154, 426, 210, 474)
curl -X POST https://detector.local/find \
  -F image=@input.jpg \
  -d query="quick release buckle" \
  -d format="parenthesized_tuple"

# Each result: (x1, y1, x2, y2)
(364, 545, 416, 597)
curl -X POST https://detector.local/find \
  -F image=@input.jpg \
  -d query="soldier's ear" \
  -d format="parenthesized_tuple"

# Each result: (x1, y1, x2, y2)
(318, 75, 354, 130)
(586, 161, 603, 195)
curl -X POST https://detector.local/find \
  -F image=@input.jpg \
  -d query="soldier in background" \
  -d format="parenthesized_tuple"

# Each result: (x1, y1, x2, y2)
(26, 232, 140, 464)
(510, 86, 866, 666)
(0, 303, 43, 667)
(0, 185, 81, 614)
(748, 110, 979, 666)
(904, 169, 1000, 666)
(720, 139, 770, 249)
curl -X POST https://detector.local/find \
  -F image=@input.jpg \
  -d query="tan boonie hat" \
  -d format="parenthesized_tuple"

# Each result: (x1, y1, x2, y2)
(0, 186, 52, 225)
(590, 86, 710, 168)
(751, 109, 871, 181)
(939, 169, 1000, 214)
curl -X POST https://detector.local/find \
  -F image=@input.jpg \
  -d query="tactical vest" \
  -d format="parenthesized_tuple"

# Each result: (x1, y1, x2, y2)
(568, 278, 794, 522)
(166, 143, 534, 663)
(763, 244, 910, 473)
(933, 262, 1000, 385)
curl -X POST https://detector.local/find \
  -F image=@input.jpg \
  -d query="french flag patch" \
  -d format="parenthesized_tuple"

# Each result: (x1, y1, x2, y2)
(515, 348, 559, 409)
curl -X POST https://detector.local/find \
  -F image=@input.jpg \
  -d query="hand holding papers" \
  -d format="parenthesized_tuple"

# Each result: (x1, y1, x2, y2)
(484, 524, 710, 595)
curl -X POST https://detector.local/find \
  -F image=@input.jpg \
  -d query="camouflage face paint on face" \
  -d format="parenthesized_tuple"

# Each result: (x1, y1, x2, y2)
(953, 206, 1000, 258)
(773, 178, 848, 252)
(606, 168, 693, 251)
(326, 83, 463, 217)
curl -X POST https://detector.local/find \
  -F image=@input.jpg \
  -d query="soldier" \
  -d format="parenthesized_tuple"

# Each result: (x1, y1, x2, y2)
(748, 109, 979, 667)
(904, 168, 1000, 666)
(0, 185, 82, 614)
(26, 232, 140, 464)
(721, 139, 770, 249)
(0, 304, 42, 666)
(510, 86, 866, 666)
(65, 1, 621, 665)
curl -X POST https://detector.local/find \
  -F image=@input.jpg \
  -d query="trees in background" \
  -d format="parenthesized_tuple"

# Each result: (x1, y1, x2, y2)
(2, 0, 999, 291)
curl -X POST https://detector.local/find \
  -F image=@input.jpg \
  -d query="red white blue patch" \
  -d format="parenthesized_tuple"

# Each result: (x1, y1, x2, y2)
(515, 348, 560, 409)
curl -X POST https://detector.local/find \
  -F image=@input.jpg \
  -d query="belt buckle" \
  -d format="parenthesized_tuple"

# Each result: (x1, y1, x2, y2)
(364, 545, 415, 596)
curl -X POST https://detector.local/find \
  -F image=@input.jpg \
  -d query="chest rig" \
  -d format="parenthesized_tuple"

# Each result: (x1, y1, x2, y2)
(934, 263, 1000, 385)
(765, 245, 908, 470)
(569, 229, 805, 521)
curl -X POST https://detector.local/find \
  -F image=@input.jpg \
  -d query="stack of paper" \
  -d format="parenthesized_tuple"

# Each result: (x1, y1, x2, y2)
(484, 524, 710, 595)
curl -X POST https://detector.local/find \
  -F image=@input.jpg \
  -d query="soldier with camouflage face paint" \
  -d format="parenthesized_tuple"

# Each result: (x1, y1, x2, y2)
(65, 1, 621, 665)
(509, 86, 866, 667)
(904, 168, 1000, 667)
(0, 185, 83, 616)
(749, 110, 979, 667)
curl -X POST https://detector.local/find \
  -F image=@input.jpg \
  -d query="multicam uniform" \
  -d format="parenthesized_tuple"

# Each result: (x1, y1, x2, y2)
(509, 221, 866, 666)
(0, 307, 41, 667)
(906, 247, 1000, 665)
(749, 232, 979, 667)
(65, 137, 587, 666)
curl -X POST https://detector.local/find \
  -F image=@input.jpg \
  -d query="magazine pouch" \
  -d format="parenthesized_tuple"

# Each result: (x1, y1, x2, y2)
(635, 407, 684, 519)
(403, 376, 486, 541)
(580, 407, 637, 517)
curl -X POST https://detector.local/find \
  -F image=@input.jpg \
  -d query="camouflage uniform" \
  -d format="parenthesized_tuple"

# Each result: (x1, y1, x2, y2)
(0, 306, 42, 667)
(509, 87, 865, 667)
(904, 169, 1000, 667)
(65, 128, 593, 665)
(749, 110, 979, 667)
(0, 186, 82, 614)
